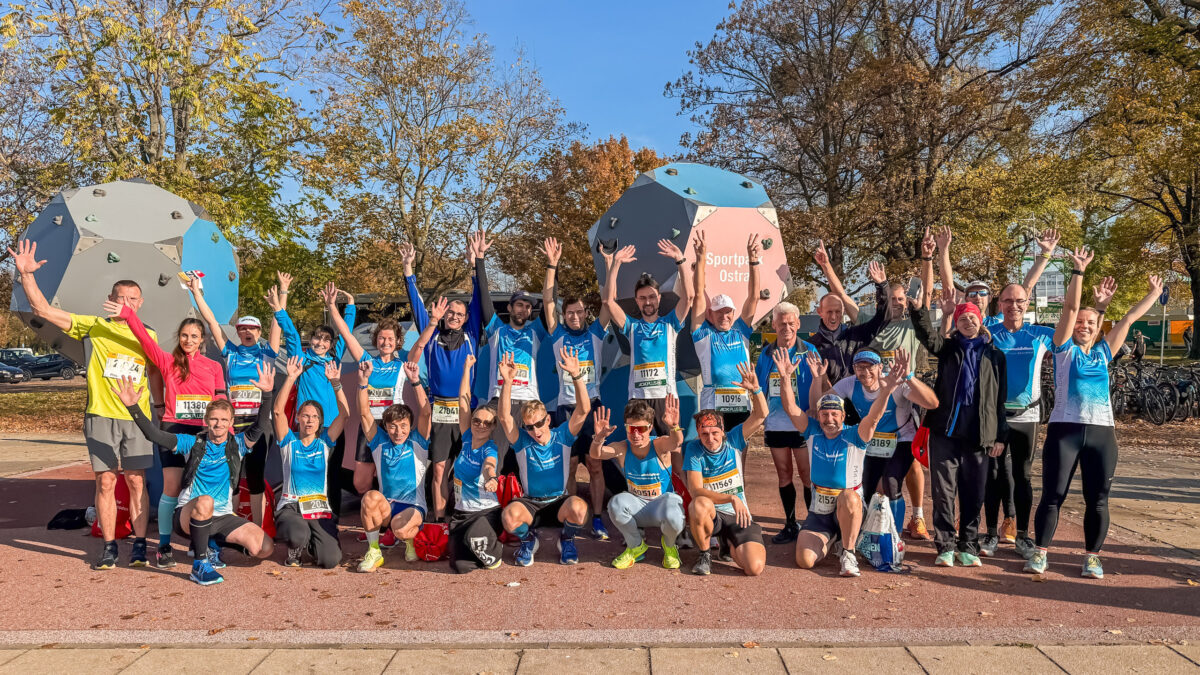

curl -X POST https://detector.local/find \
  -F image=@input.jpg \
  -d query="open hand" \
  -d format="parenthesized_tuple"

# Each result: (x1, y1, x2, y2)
(7, 239, 47, 276)
(251, 362, 276, 391)
(110, 375, 143, 407)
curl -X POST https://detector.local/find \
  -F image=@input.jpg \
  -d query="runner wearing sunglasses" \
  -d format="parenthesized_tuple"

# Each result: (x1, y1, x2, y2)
(447, 355, 504, 573)
(591, 396, 686, 569)
(496, 348, 592, 566)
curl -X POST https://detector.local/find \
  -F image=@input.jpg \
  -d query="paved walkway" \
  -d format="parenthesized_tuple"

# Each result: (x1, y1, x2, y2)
(0, 644, 1197, 673)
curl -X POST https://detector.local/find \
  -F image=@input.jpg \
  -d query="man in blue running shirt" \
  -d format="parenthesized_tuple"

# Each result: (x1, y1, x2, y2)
(688, 229, 761, 431)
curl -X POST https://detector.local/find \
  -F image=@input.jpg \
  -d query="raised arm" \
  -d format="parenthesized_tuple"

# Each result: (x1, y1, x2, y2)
(542, 238, 561, 334)
(935, 226, 957, 336)
(603, 245, 635, 331)
(270, 272, 292, 353)
(407, 296, 447, 363)
(657, 238, 692, 322)
(651, 394, 684, 456)
(357, 360, 377, 440)
(495, 352, 520, 445)
(458, 354, 475, 434)
(891, 349, 939, 409)
(274, 304, 303, 359)
(736, 361, 768, 439)
(401, 243, 430, 333)
(107, 302, 171, 372)
(472, 230, 496, 326)
(323, 282, 364, 363)
(1107, 276, 1165, 353)
(690, 231, 707, 333)
(910, 300, 947, 356)
(742, 233, 761, 326)
(324, 360, 351, 442)
(115, 376, 178, 448)
(184, 275, 227, 351)
(1055, 246, 1093, 347)
(588, 406, 622, 460)
(8, 240, 72, 332)
(241, 362, 277, 446)
(919, 227, 936, 309)
(814, 240, 859, 322)
(805, 352, 830, 417)
(1021, 229, 1061, 297)
(558, 347, 591, 435)
(274, 356, 303, 440)
(404, 361, 431, 439)
(858, 369, 903, 444)
(841, 262, 889, 341)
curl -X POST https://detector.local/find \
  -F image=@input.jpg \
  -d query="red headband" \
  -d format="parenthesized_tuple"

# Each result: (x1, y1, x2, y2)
(953, 302, 983, 324)
(696, 412, 723, 431)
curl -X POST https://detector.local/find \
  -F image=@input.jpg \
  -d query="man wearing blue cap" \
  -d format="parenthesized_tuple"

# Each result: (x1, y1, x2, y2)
(772, 349, 904, 577)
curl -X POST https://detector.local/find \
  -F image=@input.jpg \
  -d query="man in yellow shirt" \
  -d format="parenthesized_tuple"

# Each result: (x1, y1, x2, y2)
(10, 240, 156, 570)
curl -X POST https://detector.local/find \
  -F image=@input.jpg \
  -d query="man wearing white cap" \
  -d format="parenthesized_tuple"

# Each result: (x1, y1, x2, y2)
(689, 230, 762, 430)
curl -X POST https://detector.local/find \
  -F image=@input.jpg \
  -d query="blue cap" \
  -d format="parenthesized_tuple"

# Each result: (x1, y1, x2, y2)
(853, 350, 882, 366)
(818, 394, 845, 412)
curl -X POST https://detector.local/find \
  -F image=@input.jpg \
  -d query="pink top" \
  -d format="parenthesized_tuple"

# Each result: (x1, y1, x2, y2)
(121, 306, 227, 426)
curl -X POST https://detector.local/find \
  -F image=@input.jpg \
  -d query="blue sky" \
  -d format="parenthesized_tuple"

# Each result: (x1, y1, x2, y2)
(466, 0, 734, 155)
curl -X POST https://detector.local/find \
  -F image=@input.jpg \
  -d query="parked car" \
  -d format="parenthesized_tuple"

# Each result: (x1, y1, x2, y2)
(22, 353, 81, 380)
(0, 362, 27, 383)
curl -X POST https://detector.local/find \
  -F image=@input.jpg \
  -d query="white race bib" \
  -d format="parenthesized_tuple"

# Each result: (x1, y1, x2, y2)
(768, 372, 783, 399)
(702, 468, 744, 499)
(562, 360, 596, 386)
(173, 394, 211, 420)
(368, 386, 397, 420)
(812, 486, 842, 515)
(298, 494, 332, 520)
(102, 353, 145, 381)
(433, 398, 460, 425)
(866, 431, 898, 458)
(714, 386, 749, 412)
(633, 361, 667, 390)
(498, 362, 531, 388)
(229, 385, 262, 415)
(626, 479, 662, 500)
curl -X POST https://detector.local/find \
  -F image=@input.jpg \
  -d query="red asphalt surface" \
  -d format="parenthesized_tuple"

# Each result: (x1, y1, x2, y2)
(0, 450, 1197, 643)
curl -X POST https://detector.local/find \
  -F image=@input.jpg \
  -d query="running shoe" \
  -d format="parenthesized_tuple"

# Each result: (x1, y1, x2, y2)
(155, 545, 177, 569)
(956, 552, 982, 567)
(591, 516, 609, 541)
(129, 539, 149, 567)
(93, 543, 118, 571)
(485, 557, 502, 570)
(404, 539, 418, 562)
(934, 551, 955, 567)
(189, 559, 224, 586)
(514, 534, 540, 567)
(557, 537, 579, 565)
(612, 542, 649, 569)
(285, 548, 303, 567)
(1015, 536, 1037, 560)
(1000, 517, 1017, 543)
(978, 534, 999, 558)
(839, 549, 861, 577)
(661, 536, 681, 570)
(1023, 549, 1048, 574)
(906, 516, 932, 540)
(718, 537, 733, 562)
(771, 521, 800, 545)
(692, 550, 713, 576)
(207, 544, 226, 569)
(677, 531, 694, 550)
(358, 547, 385, 572)
(1081, 554, 1104, 579)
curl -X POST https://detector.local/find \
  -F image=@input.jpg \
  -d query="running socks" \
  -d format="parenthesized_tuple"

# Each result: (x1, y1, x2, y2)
(779, 483, 797, 523)
(561, 521, 582, 541)
(158, 495, 178, 547)
(367, 530, 380, 551)
(512, 523, 531, 540)
(914, 506, 924, 520)
(189, 517, 212, 561)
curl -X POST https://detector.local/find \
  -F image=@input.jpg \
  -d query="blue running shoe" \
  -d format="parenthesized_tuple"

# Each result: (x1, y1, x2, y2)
(189, 559, 224, 586)
(558, 537, 579, 565)
(1082, 554, 1104, 579)
(514, 533, 540, 567)
(591, 516, 609, 541)
(207, 544, 226, 569)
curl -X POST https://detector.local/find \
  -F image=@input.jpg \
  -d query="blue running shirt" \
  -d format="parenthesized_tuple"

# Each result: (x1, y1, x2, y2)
(831, 376, 916, 456)
(277, 429, 334, 509)
(804, 417, 868, 491)
(1050, 340, 1114, 427)
(622, 438, 674, 502)
(683, 425, 747, 515)
(360, 354, 405, 420)
(548, 322, 606, 407)
(367, 427, 431, 509)
(172, 433, 252, 515)
(485, 315, 548, 402)
(692, 318, 753, 412)
(622, 314, 684, 399)
(275, 305, 354, 421)
(221, 341, 277, 417)
(754, 339, 820, 433)
(512, 422, 576, 499)
(453, 430, 500, 512)
(991, 323, 1054, 424)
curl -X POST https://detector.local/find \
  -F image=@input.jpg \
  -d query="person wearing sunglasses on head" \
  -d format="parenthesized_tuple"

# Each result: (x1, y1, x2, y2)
(590, 395, 686, 570)
(447, 355, 505, 573)
(353, 358, 431, 572)
(496, 348, 592, 566)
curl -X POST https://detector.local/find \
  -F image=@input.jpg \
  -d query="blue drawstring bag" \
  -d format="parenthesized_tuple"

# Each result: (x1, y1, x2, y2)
(857, 493, 905, 572)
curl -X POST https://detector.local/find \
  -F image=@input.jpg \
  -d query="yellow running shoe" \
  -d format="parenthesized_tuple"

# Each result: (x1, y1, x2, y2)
(661, 536, 681, 570)
(358, 547, 385, 572)
(404, 539, 418, 562)
(612, 542, 649, 569)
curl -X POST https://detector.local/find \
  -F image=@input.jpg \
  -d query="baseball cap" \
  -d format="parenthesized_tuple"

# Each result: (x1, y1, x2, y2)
(852, 350, 882, 366)
(509, 291, 537, 307)
(818, 394, 845, 412)
(965, 280, 990, 291)
(710, 294, 736, 312)
(236, 316, 262, 329)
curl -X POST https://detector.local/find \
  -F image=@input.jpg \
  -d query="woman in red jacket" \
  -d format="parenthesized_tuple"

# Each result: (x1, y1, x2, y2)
(105, 299, 227, 569)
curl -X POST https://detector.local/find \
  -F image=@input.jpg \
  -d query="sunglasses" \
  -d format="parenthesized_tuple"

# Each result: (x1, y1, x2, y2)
(471, 417, 496, 427)
(966, 289, 990, 298)
(523, 415, 549, 431)
(625, 424, 651, 435)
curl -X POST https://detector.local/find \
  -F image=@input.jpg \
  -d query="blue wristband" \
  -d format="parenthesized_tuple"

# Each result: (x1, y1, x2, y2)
(750, 387, 763, 396)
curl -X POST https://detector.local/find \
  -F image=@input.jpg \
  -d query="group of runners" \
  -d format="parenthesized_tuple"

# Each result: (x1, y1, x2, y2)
(7, 221, 1161, 585)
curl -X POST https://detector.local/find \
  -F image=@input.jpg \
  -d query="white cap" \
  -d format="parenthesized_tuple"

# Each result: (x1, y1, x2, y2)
(710, 294, 736, 312)
(236, 316, 262, 329)
(965, 280, 990, 291)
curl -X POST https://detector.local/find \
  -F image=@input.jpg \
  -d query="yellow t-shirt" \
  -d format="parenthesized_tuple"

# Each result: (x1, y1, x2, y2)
(67, 314, 156, 420)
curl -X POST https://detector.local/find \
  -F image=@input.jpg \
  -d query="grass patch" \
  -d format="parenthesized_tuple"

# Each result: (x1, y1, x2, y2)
(0, 388, 86, 433)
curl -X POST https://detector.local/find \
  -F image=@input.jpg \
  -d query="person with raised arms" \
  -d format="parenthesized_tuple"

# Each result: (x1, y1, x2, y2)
(496, 348, 592, 566)
(754, 302, 821, 545)
(113, 363, 276, 586)
(809, 244, 891, 384)
(185, 272, 283, 530)
(685, 362, 768, 576)
(774, 351, 904, 578)
(602, 240, 693, 436)
(354, 358, 431, 572)
(9, 240, 155, 570)
(590, 396, 686, 569)
(689, 230, 761, 431)
(105, 292, 228, 569)
(542, 237, 612, 540)
(447, 355, 504, 573)
(1027, 250, 1163, 579)
(403, 238, 483, 523)
(273, 357, 350, 569)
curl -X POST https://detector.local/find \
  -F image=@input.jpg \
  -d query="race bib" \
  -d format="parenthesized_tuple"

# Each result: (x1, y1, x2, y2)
(633, 361, 667, 389)
(702, 467, 744, 499)
(812, 486, 842, 515)
(562, 360, 596, 386)
(866, 431, 898, 458)
(626, 479, 662, 500)
(173, 394, 211, 420)
(452, 477, 463, 504)
(433, 398, 459, 425)
(714, 386, 749, 412)
(229, 385, 262, 415)
(368, 386, 397, 419)
(102, 353, 145, 381)
(768, 372, 783, 399)
(498, 362, 531, 388)
(298, 494, 332, 520)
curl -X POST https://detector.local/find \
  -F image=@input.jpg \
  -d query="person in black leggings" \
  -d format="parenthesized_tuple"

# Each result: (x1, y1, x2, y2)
(1026, 246, 1162, 579)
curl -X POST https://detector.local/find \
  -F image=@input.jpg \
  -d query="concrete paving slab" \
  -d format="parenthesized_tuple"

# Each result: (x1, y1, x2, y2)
(0, 652, 25, 668)
(908, 645, 1059, 674)
(518, 648, 649, 674)
(0, 647, 143, 674)
(650, 647, 785, 674)
(0, 434, 86, 477)
(1172, 644, 1200, 666)
(778, 647, 924, 673)
(122, 648, 272, 674)
(385, 648, 519, 674)
(1039, 645, 1196, 673)
(251, 648, 395, 674)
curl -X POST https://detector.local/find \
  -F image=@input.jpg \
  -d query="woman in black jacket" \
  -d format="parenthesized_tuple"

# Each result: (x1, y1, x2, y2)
(911, 298, 1008, 568)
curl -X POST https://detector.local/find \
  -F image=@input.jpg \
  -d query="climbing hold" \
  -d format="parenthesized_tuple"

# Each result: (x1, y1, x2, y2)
(671, 228, 681, 239)
(741, 180, 753, 188)
(211, 232, 220, 243)
(85, 214, 98, 222)
(171, 211, 183, 220)
(665, 168, 678, 176)
(762, 238, 773, 250)
(53, 215, 63, 225)
(759, 289, 771, 300)
(157, 273, 171, 287)
(609, 216, 618, 229)
(228, 271, 237, 282)
(683, 187, 696, 195)
(92, 188, 106, 197)
(107, 252, 121, 263)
